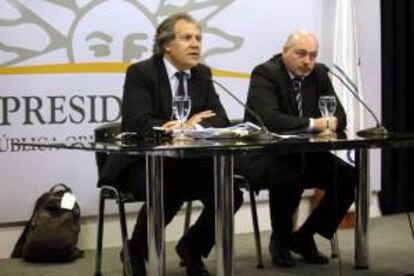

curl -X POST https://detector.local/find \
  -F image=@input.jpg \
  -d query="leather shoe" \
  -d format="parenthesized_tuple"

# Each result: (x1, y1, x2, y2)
(120, 244, 146, 276)
(176, 239, 210, 276)
(291, 234, 329, 264)
(269, 238, 296, 268)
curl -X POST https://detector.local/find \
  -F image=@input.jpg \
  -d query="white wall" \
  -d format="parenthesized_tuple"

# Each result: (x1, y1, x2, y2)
(355, 0, 382, 191)
(0, 0, 382, 224)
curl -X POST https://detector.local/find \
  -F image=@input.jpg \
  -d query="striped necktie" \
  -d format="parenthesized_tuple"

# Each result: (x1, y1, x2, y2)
(292, 77, 306, 173)
(292, 78, 303, 117)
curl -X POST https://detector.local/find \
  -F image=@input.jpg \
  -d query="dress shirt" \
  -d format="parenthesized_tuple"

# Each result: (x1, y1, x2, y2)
(163, 58, 202, 130)
(164, 58, 191, 97)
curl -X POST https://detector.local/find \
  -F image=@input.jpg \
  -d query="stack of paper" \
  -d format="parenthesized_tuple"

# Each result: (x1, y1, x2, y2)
(172, 122, 262, 139)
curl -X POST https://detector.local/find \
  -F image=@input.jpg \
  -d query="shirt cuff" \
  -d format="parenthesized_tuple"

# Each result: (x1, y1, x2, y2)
(309, 118, 315, 131)
(194, 123, 203, 130)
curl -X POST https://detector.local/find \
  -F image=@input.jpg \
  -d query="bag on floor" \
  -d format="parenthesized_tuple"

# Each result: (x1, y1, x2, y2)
(11, 183, 84, 262)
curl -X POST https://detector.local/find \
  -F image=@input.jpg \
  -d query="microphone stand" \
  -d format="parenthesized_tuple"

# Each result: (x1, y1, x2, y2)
(211, 78, 275, 140)
(329, 66, 388, 137)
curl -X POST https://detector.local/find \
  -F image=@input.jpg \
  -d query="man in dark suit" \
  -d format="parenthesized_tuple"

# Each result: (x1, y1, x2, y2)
(99, 13, 243, 276)
(242, 30, 356, 268)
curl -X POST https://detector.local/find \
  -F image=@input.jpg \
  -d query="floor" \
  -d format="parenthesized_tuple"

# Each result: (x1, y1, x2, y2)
(0, 214, 413, 276)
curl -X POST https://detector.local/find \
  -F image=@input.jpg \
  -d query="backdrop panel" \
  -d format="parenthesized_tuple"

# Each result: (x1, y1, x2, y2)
(0, 0, 380, 223)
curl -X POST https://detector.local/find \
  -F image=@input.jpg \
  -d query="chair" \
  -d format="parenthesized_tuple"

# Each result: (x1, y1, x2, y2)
(182, 173, 265, 269)
(93, 122, 196, 276)
(234, 174, 265, 268)
(181, 117, 265, 268)
(94, 122, 134, 276)
(228, 119, 339, 260)
(294, 189, 340, 258)
(183, 165, 340, 270)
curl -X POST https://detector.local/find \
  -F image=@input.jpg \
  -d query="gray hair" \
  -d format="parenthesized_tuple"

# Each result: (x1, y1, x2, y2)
(283, 29, 318, 50)
(153, 13, 201, 55)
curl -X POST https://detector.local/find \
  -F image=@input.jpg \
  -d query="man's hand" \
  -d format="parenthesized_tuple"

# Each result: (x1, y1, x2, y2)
(187, 110, 216, 125)
(314, 116, 338, 132)
(162, 120, 182, 133)
(161, 110, 216, 133)
(162, 120, 199, 133)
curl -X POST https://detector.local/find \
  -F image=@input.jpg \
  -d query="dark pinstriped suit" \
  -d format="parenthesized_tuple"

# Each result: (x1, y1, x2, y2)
(241, 54, 356, 248)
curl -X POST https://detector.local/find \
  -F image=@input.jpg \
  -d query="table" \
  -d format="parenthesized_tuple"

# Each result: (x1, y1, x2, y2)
(13, 131, 414, 276)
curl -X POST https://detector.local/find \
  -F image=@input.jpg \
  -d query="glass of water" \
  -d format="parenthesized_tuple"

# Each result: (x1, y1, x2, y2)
(172, 96, 192, 138)
(319, 95, 337, 133)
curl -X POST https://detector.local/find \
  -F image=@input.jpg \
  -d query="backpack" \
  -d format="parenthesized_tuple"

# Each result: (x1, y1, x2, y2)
(11, 183, 84, 262)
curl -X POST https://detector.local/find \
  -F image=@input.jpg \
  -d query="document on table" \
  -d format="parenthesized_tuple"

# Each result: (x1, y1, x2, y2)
(172, 122, 300, 140)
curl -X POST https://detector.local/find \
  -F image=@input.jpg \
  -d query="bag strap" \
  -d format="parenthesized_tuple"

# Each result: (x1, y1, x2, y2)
(31, 184, 73, 212)
(49, 183, 71, 194)
(10, 222, 31, 258)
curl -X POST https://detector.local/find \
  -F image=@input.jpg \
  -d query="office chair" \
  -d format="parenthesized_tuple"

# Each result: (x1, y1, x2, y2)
(94, 122, 133, 276)
(93, 122, 195, 276)
(182, 174, 340, 270)
(177, 118, 265, 268)
(182, 173, 265, 269)
(235, 174, 265, 268)
(182, 143, 339, 270)
(229, 119, 339, 260)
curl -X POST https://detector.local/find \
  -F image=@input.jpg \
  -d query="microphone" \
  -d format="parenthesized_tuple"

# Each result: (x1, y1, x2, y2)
(210, 78, 275, 140)
(327, 66, 388, 137)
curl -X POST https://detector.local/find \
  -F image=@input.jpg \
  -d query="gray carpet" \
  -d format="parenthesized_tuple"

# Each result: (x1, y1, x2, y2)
(1, 214, 413, 276)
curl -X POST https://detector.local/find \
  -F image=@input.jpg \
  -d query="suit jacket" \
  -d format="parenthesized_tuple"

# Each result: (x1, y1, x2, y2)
(244, 54, 347, 133)
(122, 55, 229, 136)
(99, 55, 230, 187)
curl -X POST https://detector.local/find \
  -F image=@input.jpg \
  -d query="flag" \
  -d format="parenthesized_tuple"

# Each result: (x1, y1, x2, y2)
(332, 0, 364, 165)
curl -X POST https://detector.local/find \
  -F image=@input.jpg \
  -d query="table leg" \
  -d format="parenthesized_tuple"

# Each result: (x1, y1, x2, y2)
(214, 155, 234, 276)
(146, 155, 165, 276)
(355, 149, 370, 269)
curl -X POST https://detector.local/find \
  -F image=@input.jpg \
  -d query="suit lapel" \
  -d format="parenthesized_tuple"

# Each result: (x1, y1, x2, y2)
(155, 57, 173, 118)
(187, 71, 198, 100)
(278, 59, 299, 116)
(187, 67, 204, 114)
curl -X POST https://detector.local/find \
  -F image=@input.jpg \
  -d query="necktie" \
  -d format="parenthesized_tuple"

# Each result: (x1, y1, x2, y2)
(175, 71, 187, 96)
(292, 78, 303, 117)
(292, 78, 306, 173)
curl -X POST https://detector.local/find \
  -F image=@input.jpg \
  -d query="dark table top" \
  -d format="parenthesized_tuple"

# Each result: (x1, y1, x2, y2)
(12, 130, 414, 158)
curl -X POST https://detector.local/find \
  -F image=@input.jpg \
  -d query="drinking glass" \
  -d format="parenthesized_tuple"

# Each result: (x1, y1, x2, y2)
(319, 96, 337, 134)
(319, 96, 337, 117)
(172, 96, 192, 138)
